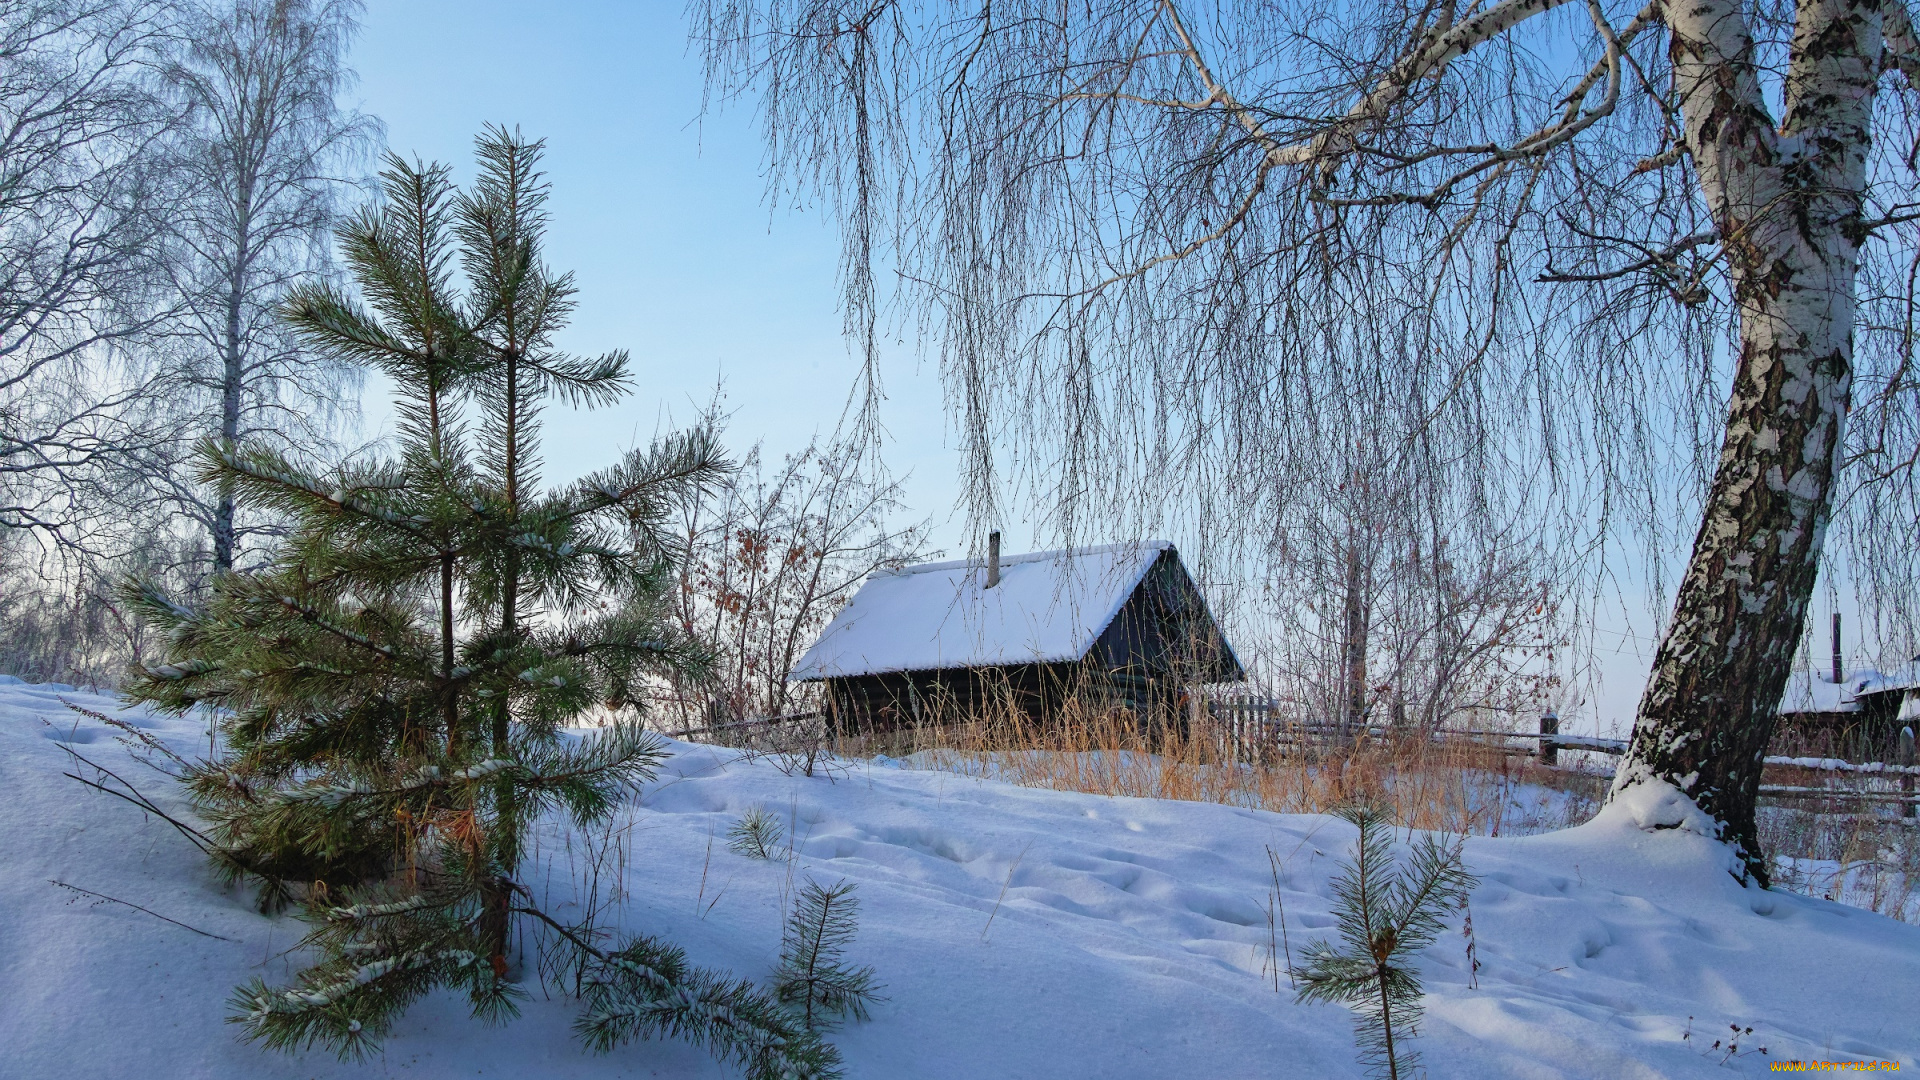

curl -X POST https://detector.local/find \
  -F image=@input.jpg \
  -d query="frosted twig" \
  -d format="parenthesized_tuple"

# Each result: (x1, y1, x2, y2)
(981, 842, 1032, 942)
(58, 745, 216, 855)
(61, 700, 194, 773)
(50, 879, 235, 942)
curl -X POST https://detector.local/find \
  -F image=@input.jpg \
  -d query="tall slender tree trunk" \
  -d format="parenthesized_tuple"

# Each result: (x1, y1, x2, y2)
(483, 348, 521, 978)
(425, 376, 461, 754)
(1341, 527, 1371, 736)
(482, 159, 533, 976)
(1611, 0, 1877, 884)
(441, 549, 457, 743)
(212, 285, 244, 572)
(212, 209, 252, 572)
(495, 347, 519, 757)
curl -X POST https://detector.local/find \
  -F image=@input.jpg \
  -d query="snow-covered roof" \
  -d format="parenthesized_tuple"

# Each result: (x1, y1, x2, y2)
(1871, 659, 1920, 694)
(789, 541, 1176, 681)
(1777, 661, 1920, 715)
(1778, 671, 1867, 714)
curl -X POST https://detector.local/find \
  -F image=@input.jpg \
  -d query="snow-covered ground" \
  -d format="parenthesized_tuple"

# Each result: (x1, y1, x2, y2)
(2, 675, 1915, 1079)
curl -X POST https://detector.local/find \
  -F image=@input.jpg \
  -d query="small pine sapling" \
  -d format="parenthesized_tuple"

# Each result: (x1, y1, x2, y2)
(729, 807, 785, 860)
(773, 879, 882, 1031)
(1295, 802, 1478, 1080)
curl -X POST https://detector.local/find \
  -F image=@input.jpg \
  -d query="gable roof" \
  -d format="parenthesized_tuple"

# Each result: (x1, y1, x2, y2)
(789, 541, 1178, 681)
(1777, 660, 1920, 715)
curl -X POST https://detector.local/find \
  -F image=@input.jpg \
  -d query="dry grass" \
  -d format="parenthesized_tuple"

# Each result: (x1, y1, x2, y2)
(827, 696, 1603, 839)
(1758, 796, 1920, 921)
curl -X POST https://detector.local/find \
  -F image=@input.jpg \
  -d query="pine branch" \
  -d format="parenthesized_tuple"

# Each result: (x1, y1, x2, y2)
(509, 902, 841, 1080)
(773, 879, 882, 1031)
(533, 349, 632, 408)
(229, 942, 504, 1059)
(514, 722, 667, 826)
(268, 593, 398, 660)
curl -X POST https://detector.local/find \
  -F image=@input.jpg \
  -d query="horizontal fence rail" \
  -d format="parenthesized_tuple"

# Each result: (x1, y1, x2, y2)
(659, 710, 822, 739)
(1206, 694, 1918, 813)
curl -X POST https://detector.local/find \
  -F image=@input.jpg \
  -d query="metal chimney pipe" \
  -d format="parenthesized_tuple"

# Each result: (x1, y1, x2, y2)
(987, 530, 1001, 589)
(1832, 611, 1843, 685)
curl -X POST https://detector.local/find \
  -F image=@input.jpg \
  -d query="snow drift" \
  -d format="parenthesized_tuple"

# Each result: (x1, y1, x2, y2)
(1, 675, 1914, 1078)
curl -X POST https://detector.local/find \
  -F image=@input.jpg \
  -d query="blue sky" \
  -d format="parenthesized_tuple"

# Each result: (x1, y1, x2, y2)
(351, 0, 965, 542)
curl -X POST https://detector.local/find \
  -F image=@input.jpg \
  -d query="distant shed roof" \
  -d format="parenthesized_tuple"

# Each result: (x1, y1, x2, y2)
(790, 541, 1183, 681)
(1777, 661, 1920, 715)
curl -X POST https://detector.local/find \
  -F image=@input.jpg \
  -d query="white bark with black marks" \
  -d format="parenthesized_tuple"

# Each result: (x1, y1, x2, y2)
(1613, 0, 1884, 882)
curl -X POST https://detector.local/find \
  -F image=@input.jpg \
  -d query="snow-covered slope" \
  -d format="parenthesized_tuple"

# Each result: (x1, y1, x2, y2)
(1, 675, 1915, 1079)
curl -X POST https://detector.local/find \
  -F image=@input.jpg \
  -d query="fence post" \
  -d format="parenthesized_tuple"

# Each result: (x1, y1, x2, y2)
(1901, 725, 1915, 820)
(1538, 708, 1559, 767)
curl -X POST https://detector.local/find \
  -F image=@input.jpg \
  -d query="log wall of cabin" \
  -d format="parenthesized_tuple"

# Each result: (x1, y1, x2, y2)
(1773, 689, 1911, 760)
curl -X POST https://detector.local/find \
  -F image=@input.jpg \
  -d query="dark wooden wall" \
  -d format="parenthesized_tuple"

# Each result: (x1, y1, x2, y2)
(1774, 690, 1912, 760)
(1089, 549, 1242, 686)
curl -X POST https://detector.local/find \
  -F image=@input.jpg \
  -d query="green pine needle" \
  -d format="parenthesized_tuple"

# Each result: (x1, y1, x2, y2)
(1294, 801, 1478, 1080)
(773, 879, 884, 1032)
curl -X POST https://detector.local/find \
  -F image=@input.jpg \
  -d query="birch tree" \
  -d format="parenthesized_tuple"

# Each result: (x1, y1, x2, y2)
(160, 0, 375, 572)
(695, 0, 1920, 882)
(0, 0, 179, 543)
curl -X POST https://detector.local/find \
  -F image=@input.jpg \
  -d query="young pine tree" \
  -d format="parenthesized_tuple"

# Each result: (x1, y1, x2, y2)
(121, 133, 841, 1079)
(1294, 802, 1478, 1080)
(773, 879, 882, 1031)
(728, 807, 786, 861)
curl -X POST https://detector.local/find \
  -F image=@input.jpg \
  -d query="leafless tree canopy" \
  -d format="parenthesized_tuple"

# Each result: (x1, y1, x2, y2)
(696, 0, 1913, 632)
(665, 421, 931, 728)
(0, 0, 180, 544)
(0, 0, 374, 680)
(697, 0, 1920, 877)
(1261, 354, 1565, 736)
(155, 0, 377, 571)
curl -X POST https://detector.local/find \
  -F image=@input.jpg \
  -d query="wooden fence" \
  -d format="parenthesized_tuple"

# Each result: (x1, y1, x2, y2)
(1206, 695, 1920, 813)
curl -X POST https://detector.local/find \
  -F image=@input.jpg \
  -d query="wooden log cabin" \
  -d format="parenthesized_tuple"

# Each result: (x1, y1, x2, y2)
(788, 538, 1244, 734)
(1769, 615, 1918, 761)
(1773, 662, 1918, 761)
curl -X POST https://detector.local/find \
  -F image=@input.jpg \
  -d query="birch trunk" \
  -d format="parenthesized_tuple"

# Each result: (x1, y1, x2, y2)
(212, 262, 247, 573)
(1342, 529, 1372, 735)
(1611, 0, 1881, 883)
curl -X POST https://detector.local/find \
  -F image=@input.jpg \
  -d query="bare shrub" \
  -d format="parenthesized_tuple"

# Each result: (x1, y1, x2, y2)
(662, 426, 929, 732)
